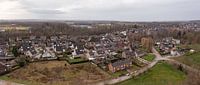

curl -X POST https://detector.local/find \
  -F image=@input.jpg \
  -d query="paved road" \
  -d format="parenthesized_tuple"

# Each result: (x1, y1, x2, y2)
(152, 47, 163, 60)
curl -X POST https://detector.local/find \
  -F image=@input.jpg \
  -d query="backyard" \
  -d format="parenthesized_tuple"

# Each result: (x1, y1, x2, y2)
(66, 57, 88, 64)
(142, 53, 155, 61)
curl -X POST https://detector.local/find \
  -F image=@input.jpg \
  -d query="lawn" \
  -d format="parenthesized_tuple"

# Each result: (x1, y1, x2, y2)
(174, 44, 200, 70)
(142, 54, 155, 61)
(174, 52, 200, 70)
(65, 55, 88, 64)
(0, 61, 110, 85)
(117, 62, 186, 85)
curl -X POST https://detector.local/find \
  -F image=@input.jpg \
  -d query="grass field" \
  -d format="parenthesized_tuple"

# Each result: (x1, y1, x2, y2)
(174, 44, 200, 70)
(117, 62, 186, 85)
(174, 52, 200, 70)
(180, 44, 200, 51)
(0, 61, 110, 85)
(142, 54, 155, 61)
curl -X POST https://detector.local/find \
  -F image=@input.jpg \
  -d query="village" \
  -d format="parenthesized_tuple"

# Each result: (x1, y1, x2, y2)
(1, 0, 200, 84)
(0, 24, 194, 84)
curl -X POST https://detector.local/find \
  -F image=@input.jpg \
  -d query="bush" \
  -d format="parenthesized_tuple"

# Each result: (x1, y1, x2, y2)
(12, 46, 20, 57)
(17, 56, 27, 67)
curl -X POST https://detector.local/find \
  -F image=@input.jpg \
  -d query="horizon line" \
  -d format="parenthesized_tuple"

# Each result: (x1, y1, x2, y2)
(0, 19, 200, 23)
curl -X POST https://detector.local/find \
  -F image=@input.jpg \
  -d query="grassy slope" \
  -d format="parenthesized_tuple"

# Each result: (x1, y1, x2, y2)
(175, 52, 200, 70)
(117, 62, 186, 85)
(175, 44, 200, 70)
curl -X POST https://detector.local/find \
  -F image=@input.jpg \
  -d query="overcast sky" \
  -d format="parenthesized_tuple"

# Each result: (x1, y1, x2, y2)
(0, 0, 200, 21)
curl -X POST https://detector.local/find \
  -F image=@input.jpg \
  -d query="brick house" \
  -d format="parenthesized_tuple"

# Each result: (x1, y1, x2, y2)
(108, 59, 132, 73)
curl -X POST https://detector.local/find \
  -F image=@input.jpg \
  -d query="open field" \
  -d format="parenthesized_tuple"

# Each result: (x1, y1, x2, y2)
(0, 61, 110, 85)
(117, 62, 186, 85)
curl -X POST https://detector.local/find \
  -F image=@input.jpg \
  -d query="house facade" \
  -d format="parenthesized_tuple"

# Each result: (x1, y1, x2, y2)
(108, 59, 132, 73)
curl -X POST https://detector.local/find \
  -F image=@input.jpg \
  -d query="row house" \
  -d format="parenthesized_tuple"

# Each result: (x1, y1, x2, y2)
(108, 59, 132, 73)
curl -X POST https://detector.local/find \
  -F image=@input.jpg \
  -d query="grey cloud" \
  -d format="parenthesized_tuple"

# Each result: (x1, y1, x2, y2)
(1, 0, 200, 21)
(68, 0, 200, 21)
(27, 9, 65, 14)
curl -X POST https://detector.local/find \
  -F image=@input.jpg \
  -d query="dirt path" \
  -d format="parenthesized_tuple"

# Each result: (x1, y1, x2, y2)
(0, 80, 23, 85)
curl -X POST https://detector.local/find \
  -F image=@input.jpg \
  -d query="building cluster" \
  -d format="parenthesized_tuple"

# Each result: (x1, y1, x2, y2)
(155, 37, 183, 56)
(86, 32, 131, 70)
(0, 29, 150, 73)
(17, 35, 86, 61)
(0, 38, 15, 75)
(2, 21, 198, 74)
(0, 38, 15, 63)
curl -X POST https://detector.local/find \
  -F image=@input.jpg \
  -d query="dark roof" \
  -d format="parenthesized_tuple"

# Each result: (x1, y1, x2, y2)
(21, 42, 31, 51)
(30, 48, 37, 55)
(0, 48, 5, 57)
(97, 50, 105, 54)
(0, 53, 5, 57)
(111, 59, 132, 67)
(90, 37, 101, 42)
(50, 36, 58, 41)
(55, 45, 64, 52)
(124, 50, 135, 57)
(76, 49, 84, 55)
(89, 51, 95, 55)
